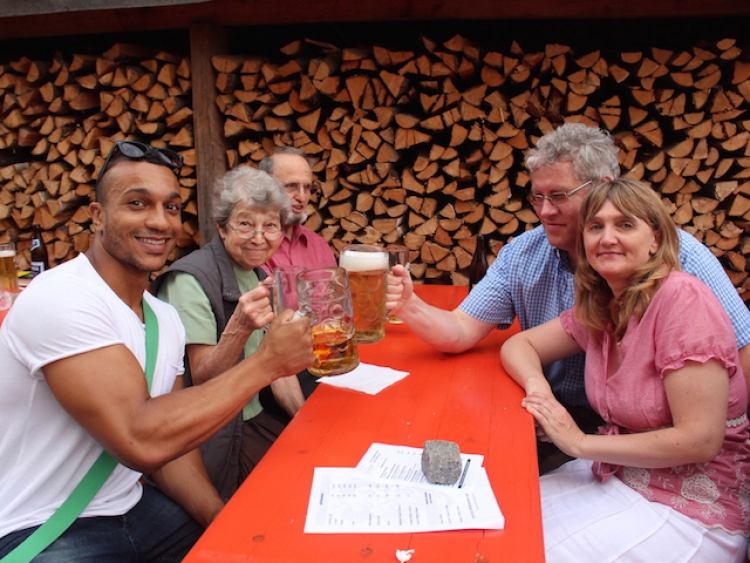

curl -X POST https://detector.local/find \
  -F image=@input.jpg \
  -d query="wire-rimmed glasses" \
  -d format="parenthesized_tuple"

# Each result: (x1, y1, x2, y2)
(226, 222, 284, 240)
(526, 180, 593, 209)
(283, 182, 320, 196)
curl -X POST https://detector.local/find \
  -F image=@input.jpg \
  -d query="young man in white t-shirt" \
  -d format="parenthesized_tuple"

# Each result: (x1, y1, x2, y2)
(0, 142, 315, 562)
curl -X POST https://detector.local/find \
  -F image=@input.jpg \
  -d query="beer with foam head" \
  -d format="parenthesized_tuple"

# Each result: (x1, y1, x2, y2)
(339, 245, 389, 344)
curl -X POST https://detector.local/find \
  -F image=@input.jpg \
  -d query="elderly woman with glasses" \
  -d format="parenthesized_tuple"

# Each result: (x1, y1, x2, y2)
(153, 165, 306, 500)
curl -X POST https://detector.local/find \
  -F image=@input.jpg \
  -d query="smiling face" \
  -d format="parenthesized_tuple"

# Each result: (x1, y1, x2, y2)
(269, 153, 314, 226)
(582, 200, 660, 296)
(529, 161, 591, 261)
(89, 160, 182, 276)
(219, 206, 283, 270)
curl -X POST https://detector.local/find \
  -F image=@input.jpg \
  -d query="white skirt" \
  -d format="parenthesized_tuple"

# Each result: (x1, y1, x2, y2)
(540, 459, 748, 563)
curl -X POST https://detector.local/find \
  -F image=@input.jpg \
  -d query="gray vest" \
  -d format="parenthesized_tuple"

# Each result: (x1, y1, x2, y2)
(152, 235, 267, 499)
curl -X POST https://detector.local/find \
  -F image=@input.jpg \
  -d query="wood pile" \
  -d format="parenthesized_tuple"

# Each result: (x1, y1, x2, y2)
(0, 31, 749, 303)
(0, 43, 197, 270)
(213, 35, 750, 300)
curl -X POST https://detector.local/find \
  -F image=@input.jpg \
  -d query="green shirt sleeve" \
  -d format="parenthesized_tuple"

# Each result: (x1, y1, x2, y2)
(156, 268, 265, 420)
(156, 271, 219, 346)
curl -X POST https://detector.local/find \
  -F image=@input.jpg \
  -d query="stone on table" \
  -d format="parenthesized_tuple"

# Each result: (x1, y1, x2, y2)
(421, 439, 461, 484)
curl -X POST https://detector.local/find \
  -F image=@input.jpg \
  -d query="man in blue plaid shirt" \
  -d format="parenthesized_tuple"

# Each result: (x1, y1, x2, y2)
(387, 123, 750, 473)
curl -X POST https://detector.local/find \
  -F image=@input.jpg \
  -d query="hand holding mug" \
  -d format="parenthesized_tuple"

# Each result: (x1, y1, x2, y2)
(386, 244, 410, 324)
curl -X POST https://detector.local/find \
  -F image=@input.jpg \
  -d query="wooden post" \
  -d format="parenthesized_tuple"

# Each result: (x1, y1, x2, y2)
(190, 22, 228, 246)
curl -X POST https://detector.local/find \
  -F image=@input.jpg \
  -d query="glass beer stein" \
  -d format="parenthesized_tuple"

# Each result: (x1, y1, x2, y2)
(339, 244, 389, 344)
(297, 267, 359, 377)
(272, 264, 305, 313)
(0, 243, 18, 292)
(0, 242, 19, 326)
(386, 244, 410, 324)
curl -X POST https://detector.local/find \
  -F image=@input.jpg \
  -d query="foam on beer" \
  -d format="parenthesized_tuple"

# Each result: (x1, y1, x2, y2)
(0, 250, 14, 258)
(339, 249, 388, 272)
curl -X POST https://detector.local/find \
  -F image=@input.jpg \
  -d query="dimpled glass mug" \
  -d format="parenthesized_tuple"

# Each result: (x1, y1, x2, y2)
(272, 264, 305, 313)
(296, 266, 359, 377)
(385, 244, 410, 324)
(339, 244, 389, 344)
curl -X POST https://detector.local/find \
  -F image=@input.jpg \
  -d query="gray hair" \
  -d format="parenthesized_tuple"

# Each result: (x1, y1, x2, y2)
(259, 146, 314, 175)
(525, 122, 621, 183)
(212, 165, 291, 228)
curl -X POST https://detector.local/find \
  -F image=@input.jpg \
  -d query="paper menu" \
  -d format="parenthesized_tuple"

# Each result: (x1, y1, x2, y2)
(304, 466, 504, 533)
(304, 442, 504, 534)
(355, 442, 485, 490)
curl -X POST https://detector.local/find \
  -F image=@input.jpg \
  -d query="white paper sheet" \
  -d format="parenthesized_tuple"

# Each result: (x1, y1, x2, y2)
(304, 466, 504, 533)
(316, 363, 409, 394)
(355, 442, 485, 490)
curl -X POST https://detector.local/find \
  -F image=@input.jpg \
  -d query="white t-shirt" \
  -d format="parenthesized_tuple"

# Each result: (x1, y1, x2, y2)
(0, 254, 185, 539)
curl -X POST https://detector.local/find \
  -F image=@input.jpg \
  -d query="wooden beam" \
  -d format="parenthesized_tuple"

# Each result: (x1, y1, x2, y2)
(190, 21, 227, 246)
(0, 0, 747, 39)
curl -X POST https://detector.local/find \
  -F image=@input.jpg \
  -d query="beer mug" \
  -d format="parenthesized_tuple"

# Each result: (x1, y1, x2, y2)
(0, 242, 19, 325)
(272, 265, 305, 313)
(386, 244, 410, 324)
(0, 242, 19, 293)
(297, 267, 359, 377)
(339, 244, 389, 344)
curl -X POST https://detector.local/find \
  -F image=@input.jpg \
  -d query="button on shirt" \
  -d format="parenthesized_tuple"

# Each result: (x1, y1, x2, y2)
(461, 227, 585, 406)
(460, 226, 750, 409)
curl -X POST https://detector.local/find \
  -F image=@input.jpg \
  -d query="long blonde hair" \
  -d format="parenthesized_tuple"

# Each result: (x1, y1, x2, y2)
(574, 178, 681, 341)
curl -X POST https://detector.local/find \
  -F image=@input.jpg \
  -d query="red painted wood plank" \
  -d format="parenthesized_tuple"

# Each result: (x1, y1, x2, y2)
(184, 284, 543, 563)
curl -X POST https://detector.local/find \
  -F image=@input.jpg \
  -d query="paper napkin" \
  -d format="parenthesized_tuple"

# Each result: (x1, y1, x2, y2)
(316, 363, 409, 395)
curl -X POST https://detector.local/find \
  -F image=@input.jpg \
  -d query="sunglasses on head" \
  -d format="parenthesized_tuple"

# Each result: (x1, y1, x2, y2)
(96, 141, 184, 187)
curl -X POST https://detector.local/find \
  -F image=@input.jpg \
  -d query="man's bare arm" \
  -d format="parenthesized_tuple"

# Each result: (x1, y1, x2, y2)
(148, 376, 225, 528)
(387, 265, 495, 353)
(43, 310, 315, 475)
(150, 449, 224, 528)
(269, 375, 305, 418)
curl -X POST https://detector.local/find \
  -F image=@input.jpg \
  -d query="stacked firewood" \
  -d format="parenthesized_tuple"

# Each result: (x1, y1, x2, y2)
(0, 43, 196, 270)
(0, 33, 748, 301)
(214, 35, 750, 299)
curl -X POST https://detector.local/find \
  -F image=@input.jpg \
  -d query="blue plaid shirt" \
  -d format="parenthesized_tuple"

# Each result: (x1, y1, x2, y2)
(461, 226, 750, 408)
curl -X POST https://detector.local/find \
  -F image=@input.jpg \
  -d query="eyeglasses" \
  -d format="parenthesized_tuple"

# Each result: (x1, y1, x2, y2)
(527, 180, 593, 209)
(284, 182, 319, 196)
(226, 222, 284, 241)
(96, 141, 184, 188)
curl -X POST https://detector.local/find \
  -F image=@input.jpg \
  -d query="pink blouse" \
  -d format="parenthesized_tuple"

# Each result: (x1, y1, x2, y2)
(561, 271, 750, 534)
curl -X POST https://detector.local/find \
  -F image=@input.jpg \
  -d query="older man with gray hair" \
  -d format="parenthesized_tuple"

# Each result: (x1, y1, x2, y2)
(257, 147, 337, 421)
(258, 147, 336, 274)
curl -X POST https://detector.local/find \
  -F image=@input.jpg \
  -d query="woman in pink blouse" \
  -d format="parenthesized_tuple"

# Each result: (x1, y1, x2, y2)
(502, 178, 750, 562)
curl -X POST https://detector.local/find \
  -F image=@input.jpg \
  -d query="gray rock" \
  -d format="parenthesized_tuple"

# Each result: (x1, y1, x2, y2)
(421, 440, 461, 484)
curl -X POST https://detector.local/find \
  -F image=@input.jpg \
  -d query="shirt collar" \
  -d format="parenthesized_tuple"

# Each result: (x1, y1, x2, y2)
(555, 247, 574, 273)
